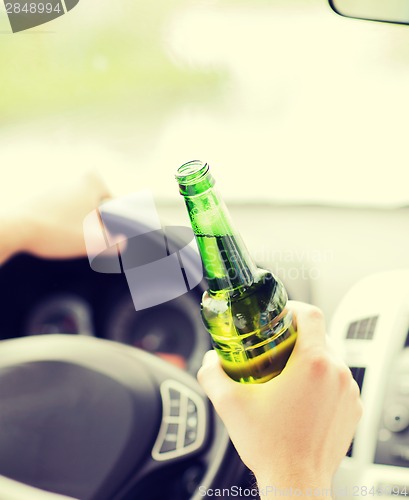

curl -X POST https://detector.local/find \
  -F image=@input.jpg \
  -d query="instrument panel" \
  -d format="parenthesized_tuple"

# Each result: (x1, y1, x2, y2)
(0, 255, 209, 377)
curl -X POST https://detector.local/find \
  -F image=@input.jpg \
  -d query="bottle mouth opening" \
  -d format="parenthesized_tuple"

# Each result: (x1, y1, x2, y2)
(176, 160, 209, 184)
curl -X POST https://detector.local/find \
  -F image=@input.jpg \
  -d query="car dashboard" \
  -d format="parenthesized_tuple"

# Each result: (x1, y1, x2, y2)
(0, 254, 210, 379)
(0, 202, 408, 499)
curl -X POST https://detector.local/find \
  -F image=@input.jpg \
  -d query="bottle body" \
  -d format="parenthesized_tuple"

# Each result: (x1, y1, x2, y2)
(202, 268, 297, 383)
(176, 161, 297, 383)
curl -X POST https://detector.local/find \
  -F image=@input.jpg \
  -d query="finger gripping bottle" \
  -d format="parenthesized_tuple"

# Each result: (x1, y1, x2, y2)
(176, 160, 297, 383)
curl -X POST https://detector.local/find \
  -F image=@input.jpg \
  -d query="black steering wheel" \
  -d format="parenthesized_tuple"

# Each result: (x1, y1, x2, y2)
(0, 209, 247, 499)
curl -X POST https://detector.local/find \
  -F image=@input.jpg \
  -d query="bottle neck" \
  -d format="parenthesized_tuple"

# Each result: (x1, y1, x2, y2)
(183, 187, 259, 294)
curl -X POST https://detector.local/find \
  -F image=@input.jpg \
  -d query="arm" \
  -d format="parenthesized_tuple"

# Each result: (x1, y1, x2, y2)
(0, 172, 110, 265)
(197, 301, 363, 497)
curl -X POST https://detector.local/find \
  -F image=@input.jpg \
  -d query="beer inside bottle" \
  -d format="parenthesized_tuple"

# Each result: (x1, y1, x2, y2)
(176, 160, 297, 383)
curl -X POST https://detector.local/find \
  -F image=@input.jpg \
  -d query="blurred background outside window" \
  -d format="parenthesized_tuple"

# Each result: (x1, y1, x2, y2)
(0, 0, 408, 207)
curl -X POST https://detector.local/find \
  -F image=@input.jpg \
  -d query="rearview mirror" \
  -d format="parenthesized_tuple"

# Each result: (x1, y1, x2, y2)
(329, 0, 409, 25)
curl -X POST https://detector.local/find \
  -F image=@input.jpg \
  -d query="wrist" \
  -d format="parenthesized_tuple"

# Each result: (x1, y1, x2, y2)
(256, 474, 333, 498)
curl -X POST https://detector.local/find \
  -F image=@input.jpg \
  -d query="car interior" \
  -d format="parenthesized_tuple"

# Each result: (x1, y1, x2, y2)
(0, 0, 408, 499)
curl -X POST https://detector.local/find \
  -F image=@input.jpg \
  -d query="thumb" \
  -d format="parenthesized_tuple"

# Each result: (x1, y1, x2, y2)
(197, 351, 239, 410)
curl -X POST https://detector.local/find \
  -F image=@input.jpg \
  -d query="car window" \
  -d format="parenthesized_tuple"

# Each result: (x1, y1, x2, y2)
(0, 0, 408, 207)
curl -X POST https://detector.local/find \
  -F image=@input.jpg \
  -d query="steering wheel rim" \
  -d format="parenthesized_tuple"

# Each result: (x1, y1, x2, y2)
(0, 335, 244, 500)
(0, 207, 248, 499)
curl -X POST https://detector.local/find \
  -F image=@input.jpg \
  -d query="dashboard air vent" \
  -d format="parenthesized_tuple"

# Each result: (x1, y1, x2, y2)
(346, 316, 378, 340)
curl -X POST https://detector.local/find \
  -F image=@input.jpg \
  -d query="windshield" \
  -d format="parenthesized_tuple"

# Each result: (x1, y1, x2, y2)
(1, 0, 408, 208)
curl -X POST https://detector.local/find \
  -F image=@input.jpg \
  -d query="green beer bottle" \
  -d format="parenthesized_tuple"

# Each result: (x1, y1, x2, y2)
(176, 160, 297, 383)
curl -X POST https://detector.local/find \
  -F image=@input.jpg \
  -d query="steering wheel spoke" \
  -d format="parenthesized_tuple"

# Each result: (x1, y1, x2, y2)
(0, 335, 224, 500)
(151, 379, 208, 462)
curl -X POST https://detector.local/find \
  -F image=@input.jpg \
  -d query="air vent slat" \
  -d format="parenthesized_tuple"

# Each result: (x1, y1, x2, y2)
(346, 316, 378, 340)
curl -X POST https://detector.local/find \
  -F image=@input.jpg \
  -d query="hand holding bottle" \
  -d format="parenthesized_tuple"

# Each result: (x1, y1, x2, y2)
(176, 160, 297, 383)
(198, 301, 363, 496)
